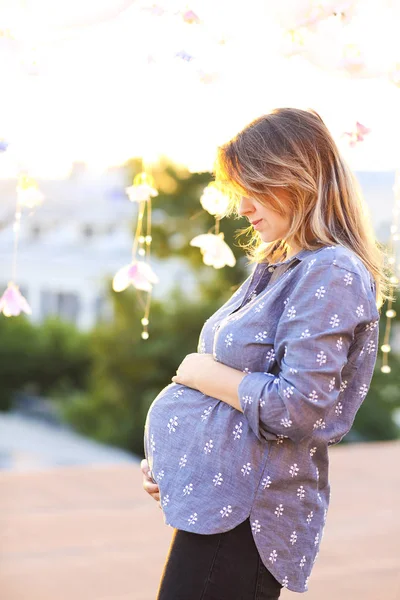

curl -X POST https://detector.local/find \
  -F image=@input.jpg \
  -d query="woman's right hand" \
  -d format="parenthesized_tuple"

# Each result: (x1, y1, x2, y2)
(140, 458, 161, 508)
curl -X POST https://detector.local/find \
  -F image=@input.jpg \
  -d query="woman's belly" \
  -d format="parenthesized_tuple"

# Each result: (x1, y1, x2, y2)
(143, 382, 269, 516)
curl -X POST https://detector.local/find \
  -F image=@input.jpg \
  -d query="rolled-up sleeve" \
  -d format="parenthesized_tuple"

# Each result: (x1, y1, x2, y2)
(237, 261, 375, 443)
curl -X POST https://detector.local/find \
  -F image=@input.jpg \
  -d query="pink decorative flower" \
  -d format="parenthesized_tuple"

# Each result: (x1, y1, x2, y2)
(343, 122, 371, 147)
(0, 282, 32, 317)
(112, 261, 159, 293)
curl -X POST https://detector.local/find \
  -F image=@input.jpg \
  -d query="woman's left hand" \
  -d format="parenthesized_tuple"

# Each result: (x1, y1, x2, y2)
(171, 352, 215, 391)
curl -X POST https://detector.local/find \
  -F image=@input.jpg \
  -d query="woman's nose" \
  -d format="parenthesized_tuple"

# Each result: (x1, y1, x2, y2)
(238, 196, 255, 217)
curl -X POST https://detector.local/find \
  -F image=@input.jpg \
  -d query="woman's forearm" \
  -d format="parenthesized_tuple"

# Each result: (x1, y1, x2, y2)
(196, 359, 247, 413)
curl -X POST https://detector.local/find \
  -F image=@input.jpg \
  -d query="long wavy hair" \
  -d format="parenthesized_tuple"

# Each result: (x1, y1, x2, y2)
(213, 107, 391, 309)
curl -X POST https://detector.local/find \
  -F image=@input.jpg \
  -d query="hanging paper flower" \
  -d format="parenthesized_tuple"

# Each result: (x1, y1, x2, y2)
(200, 182, 230, 217)
(0, 282, 32, 317)
(126, 183, 159, 203)
(17, 175, 44, 208)
(0, 139, 8, 152)
(182, 10, 201, 24)
(190, 233, 236, 269)
(112, 260, 159, 293)
(175, 50, 194, 62)
(343, 122, 371, 147)
(126, 172, 159, 203)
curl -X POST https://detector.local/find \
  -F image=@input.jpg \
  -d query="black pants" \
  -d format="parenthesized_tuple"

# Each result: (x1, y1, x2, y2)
(157, 517, 283, 600)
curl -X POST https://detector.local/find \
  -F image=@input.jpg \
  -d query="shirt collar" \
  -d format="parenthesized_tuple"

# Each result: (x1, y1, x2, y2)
(258, 246, 327, 268)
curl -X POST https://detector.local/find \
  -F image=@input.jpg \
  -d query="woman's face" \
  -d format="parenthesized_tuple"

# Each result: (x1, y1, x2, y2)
(237, 188, 294, 246)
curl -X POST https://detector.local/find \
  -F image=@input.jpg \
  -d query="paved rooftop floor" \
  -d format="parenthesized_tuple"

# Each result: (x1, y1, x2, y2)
(0, 440, 399, 599)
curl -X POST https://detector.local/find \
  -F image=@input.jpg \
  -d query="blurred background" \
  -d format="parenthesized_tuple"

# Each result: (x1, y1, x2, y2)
(0, 1, 399, 599)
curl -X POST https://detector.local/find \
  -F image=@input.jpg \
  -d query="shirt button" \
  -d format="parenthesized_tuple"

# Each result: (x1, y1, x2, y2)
(268, 266, 275, 272)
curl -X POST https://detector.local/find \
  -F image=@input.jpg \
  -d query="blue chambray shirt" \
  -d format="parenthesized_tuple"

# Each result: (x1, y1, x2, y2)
(143, 244, 380, 593)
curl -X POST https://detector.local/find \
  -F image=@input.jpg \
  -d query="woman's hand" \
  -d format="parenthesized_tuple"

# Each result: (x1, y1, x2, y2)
(171, 352, 215, 391)
(140, 458, 161, 509)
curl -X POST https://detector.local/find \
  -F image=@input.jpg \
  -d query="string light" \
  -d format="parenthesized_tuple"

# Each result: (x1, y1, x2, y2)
(380, 168, 400, 374)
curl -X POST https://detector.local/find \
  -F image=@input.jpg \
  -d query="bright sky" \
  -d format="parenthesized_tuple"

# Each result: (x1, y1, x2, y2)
(0, 0, 399, 178)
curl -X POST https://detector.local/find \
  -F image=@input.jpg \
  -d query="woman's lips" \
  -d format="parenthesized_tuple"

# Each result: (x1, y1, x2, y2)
(252, 219, 263, 230)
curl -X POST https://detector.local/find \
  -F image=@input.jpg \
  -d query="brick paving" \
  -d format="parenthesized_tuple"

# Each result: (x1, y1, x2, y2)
(0, 440, 399, 599)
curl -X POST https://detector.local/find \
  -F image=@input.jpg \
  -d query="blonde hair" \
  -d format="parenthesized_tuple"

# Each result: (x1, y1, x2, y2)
(214, 107, 391, 309)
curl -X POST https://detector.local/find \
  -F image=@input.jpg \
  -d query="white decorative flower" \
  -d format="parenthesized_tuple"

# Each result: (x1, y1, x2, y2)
(343, 272, 353, 285)
(199, 182, 230, 216)
(282, 576, 289, 588)
(290, 531, 298, 545)
(255, 330, 268, 342)
(150, 433, 156, 452)
(336, 336, 343, 351)
(201, 406, 213, 421)
(126, 182, 158, 203)
(287, 306, 296, 319)
(366, 340, 376, 354)
(283, 386, 294, 398)
(309, 447, 317, 457)
(276, 434, 287, 445)
(167, 416, 178, 433)
(183, 483, 193, 495)
(241, 462, 252, 476)
(316, 350, 327, 365)
(251, 519, 261, 534)
(289, 463, 299, 477)
(306, 511, 314, 524)
(283, 297, 290, 306)
(188, 512, 198, 525)
(335, 402, 343, 416)
(254, 301, 265, 313)
(314, 532, 320, 546)
(269, 549, 278, 563)
(242, 395, 253, 405)
(261, 476, 272, 489)
(162, 494, 170, 507)
(297, 485, 305, 500)
(259, 397, 265, 407)
(265, 348, 275, 362)
(274, 503, 284, 517)
(232, 422, 243, 440)
(173, 389, 184, 398)
(340, 379, 348, 392)
(280, 417, 293, 428)
(157, 470, 165, 481)
(300, 555, 307, 568)
(315, 286, 326, 299)
(313, 418, 326, 430)
(213, 472, 223, 486)
(204, 439, 214, 454)
(329, 377, 336, 392)
(359, 383, 368, 398)
(289, 367, 298, 374)
(301, 328, 311, 338)
(225, 333, 233, 347)
(179, 454, 187, 468)
(330, 314, 340, 328)
(190, 233, 236, 269)
(308, 390, 319, 403)
(220, 505, 232, 517)
(356, 304, 365, 317)
(113, 260, 159, 293)
(365, 320, 378, 331)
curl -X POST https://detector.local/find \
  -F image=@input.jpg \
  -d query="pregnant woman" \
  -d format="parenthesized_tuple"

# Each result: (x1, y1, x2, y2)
(141, 107, 387, 598)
